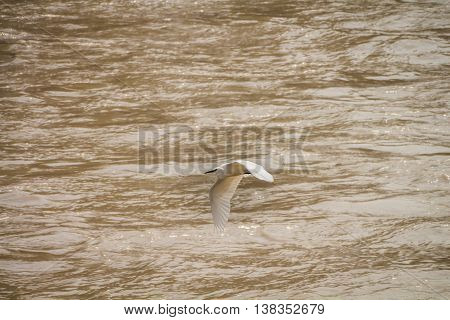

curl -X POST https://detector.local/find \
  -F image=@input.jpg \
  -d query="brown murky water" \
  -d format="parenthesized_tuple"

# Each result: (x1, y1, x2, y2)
(1, 0, 449, 299)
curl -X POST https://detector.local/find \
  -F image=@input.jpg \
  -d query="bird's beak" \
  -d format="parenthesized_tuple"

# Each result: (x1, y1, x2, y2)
(204, 169, 217, 174)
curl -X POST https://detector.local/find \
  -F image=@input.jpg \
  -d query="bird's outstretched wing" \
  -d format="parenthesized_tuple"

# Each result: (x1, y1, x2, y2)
(209, 175, 243, 232)
(235, 160, 274, 182)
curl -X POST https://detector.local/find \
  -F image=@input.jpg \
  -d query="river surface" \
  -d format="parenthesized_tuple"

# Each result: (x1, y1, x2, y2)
(0, 0, 449, 299)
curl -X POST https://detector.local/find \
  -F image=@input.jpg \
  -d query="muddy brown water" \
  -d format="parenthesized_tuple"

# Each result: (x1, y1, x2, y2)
(0, 0, 449, 299)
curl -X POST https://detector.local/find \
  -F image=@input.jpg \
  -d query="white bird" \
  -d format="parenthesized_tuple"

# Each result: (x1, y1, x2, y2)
(205, 160, 274, 231)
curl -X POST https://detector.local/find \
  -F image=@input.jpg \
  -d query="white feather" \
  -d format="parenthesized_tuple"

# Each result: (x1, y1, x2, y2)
(234, 160, 274, 182)
(206, 160, 274, 231)
(209, 175, 243, 232)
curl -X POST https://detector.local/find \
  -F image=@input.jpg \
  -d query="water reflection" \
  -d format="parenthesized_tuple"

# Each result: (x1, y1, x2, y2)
(0, 0, 449, 299)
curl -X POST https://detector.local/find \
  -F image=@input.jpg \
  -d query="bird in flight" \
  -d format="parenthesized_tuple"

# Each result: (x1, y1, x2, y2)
(205, 160, 274, 232)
